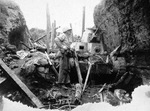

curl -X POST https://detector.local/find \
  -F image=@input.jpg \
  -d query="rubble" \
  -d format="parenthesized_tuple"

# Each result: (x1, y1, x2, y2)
(1, 85, 150, 111)
(0, 35, 147, 110)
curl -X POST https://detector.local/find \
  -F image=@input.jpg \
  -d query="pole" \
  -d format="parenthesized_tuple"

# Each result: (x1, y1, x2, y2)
(81, 6, 85, 36)
(51, 20, 56, 49)
(54, 20, 56, 39)
(70, 23, 74, 42)
(51, 22, 54, 49)
(82, 62, 93, 92)
(46, 3, 51, 53)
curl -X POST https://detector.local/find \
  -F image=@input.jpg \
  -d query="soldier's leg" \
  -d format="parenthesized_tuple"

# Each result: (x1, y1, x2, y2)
(58, 58, 65, 83)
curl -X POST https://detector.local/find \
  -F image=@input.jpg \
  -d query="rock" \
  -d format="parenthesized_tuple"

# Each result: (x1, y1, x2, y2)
(0, 0, 31, 50)
(37, 58, 48, 66)
(112, 57, 126, 74)
(37, 66, 50, 78)
(94, 0, 150, 53)
(23, 59, 36, 75)
(93, 0, 150, 89)
(37, 67, 45, 73)
(5, 44, 17, 53)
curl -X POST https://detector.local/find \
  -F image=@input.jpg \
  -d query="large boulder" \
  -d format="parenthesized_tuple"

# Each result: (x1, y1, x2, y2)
(0, 0, 31, 50)
(93, 0, 150, 87)
(94, 0, 150, 53)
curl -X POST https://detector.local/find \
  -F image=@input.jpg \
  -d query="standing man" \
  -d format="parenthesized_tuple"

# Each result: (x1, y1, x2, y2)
(54, 26, 74, 88)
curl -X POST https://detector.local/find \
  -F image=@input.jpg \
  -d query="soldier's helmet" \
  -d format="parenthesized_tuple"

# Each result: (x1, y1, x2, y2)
(62, 26, 72, 33)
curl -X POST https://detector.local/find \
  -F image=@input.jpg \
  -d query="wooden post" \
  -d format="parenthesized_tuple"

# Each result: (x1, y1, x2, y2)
(46, 3, 51, 53)
(50, 23, 54, 49)
(70, 23, 74, 42)
(81, 6, 85, 36)
(51, 20, 56, 49)
(54, 20, 56, 39)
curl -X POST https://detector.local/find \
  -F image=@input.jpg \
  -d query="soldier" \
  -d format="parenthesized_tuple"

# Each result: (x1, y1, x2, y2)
(54, 26, 74, 88)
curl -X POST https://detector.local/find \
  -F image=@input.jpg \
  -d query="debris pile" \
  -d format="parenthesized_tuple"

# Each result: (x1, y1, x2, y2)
(72, 85, 150, 111)
(0, 43, 18, 68)
(1, 85, 150, 111)
(0, 42, 135, 110)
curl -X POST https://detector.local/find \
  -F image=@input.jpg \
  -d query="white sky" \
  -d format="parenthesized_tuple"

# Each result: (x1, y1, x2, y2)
(12, 0, 102, 35)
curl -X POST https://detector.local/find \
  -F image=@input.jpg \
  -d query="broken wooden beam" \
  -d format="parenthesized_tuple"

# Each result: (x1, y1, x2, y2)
(0, 77, 6, 84)
(34, 34, 47, 43)
(0, 59, 44, 108)
(82, 62, 93, 92)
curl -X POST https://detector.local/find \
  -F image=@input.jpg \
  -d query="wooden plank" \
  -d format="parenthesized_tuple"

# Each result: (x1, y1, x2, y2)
(0, 59, 43, 108)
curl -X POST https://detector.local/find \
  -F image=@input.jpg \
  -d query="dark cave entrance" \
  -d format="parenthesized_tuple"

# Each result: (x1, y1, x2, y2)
(8, 26, 26, 50)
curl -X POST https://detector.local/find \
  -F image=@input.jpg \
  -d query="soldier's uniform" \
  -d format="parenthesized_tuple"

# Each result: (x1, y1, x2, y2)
(54, 27, 73, 85)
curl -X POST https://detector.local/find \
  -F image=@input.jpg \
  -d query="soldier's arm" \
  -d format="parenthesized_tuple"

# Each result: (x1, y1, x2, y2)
(54, 35, 67, 50)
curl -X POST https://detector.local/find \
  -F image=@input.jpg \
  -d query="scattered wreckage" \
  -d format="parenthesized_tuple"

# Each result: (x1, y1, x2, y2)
(0, 28, 137, 110)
